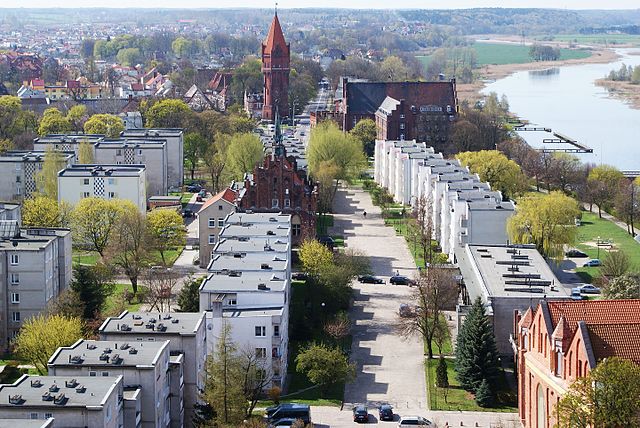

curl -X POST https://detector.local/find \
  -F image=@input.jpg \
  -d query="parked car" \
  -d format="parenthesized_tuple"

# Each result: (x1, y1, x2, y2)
(182, 209, 193, 218)
(378, 404, 394, 421)
(399, 303, 415, 318)
(353, 405, 369, 423)
(390, 275, 414, 285)
(577, 284, 601, 294)
(565, 249, 588, 258)
(358, 275, 384, 284)
(583, 259, 601, 267)
(186, 184, 201, 192)
(398, 416, 432, 426)
(268, 418, 299, 428)
(198, 189, 207, 198)
(571, 288, 588, 300)
(317, 236, 335, 250)
(267, 404, 311, 424)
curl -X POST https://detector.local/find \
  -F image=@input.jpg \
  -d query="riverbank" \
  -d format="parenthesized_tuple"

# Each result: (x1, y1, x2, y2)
(456, 47, 619, 104)
(595, 78, 640, 110)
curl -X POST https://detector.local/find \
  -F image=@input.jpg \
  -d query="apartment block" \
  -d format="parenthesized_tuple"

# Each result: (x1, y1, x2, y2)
(197, 188, 237, 268)
(33, 135, 104, 161)
(48, 339, 175, 428)
(57, 165, 147, 211)
(0, 375, 127, 428)
(0, 151, 73, 201)
(98, 311, 207, 428)
(0, 224, 72, 351)
(121, 129, 183, 190)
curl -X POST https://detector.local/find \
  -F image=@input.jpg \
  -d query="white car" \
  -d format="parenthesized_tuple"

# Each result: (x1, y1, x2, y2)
(398, 416, 433, 426)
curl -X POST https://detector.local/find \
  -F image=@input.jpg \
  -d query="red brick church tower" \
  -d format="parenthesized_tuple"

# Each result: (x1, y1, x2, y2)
(261, 12, 290, 122)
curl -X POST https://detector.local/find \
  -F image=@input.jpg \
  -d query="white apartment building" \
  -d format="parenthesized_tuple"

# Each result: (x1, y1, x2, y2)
(0, 224, 72, 351)
(0, 375, 128, 428)
(57, 165, 147, 212)
(121, 129, 183, 190)
(0, 202, 21, 223)
(98, 311, 207, 428)
(197, 188, 237, 268)
(0, 151, 74, 201)
(33, 135, 104, 161)
(48, 339, 175, 428)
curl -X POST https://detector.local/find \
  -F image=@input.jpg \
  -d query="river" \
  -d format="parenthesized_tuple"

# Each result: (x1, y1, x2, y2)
(481, 49, 640, 171)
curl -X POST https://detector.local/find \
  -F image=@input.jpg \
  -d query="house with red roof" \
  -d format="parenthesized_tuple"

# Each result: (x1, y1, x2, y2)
(197, 188, 238, 268)
(514, 299, 640, 428)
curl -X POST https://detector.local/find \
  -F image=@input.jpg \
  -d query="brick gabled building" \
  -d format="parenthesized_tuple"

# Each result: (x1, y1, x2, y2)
(261, 12, 290, 122)
(514, 299, 640, 428)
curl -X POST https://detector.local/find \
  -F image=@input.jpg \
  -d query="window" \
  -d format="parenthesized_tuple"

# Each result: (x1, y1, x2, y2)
(30, 413, 38, 420)
(292, 224, 301, 237)
(208, 235, 216, 244)
(83, 178, 90, 185)
(116, 149, 122, 156)
(11, 293, 19, 304)
(12, 312, 20, 322)
(228, 298, 237, 305)
(255, 348, 267, 358)
(10, 254, 18, 265)
(89, 371, 97, 377)
(82, 192, 91, 198)
(271, 199, 279, 208)
(274, 325, 280, 337)
(15, 176, 20, 183)
(108, 192, 116, 198)
(10, 273, 19, 284)
(400, 114, 405, 119)
(102, 371, 109, 377)
(208, 218, 215, 228)
(44, 413, 52, 419)
(284, 199, 290, 208)
(255, 326, 266, 337)
(218, 205, 223, 210)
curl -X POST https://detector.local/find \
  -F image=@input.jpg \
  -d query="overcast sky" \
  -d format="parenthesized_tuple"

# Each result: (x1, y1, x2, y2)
(1, 0, 640, 9)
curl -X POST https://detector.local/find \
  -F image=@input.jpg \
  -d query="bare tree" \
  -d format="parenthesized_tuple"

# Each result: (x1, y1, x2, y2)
(396, 268, 459, 359)
(413, 195, 435, 267)
(239, 346, 273, 418)
(142, 268, 179, 312)
(323, 312, 351, 341)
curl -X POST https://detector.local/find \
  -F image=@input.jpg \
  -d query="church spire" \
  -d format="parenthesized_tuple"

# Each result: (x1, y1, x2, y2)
(263, 11, 288, 53)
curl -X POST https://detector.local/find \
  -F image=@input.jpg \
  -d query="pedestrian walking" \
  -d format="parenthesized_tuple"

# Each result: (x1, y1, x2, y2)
(363, 210, 367, 218)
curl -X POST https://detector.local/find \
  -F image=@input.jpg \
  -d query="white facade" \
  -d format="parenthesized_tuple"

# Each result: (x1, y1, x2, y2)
(57, 165, 147, 212)
(0, 151, 74, 201)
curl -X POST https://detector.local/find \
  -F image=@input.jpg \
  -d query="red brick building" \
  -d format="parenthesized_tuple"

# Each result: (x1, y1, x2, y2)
(238, 147, 317, 245)
(261, 13, 290, 122)
(514, 299, 640, 428)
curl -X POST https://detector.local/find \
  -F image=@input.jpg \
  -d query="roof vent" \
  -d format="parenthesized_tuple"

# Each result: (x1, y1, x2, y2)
(103, 347, 112, 353)
(163, 314, 172, 320)
(9, 394, 23, 405)
(269, 217, 277, 222)
(120, 324, 131, 331)
(53, 393, 67, 405)
(111, 354, 123, 365)
(99, 353, 110, 362)
(30, 379, 43, 388)
(228, 271, 241, 277)
(261, 263, 272, 270)
(171, 319, 179, 324)
(49, 384, 59, 393)
(132, 314, 142, 320)
(157, 323, 167, 332)
(76, 385, 86, 393)
(128, 347, 138, 355)
(120, 343, 130, 350)
(41, 392, 53, 401)
(266, 230, 275, 236)
(86, 343, 97, 350)
(65, 379, 78, 388)
(233, 253, 243, 258)
(70, 355, 83, 364)
(238, 236, 250, 242)
(257, 283, 268, 290)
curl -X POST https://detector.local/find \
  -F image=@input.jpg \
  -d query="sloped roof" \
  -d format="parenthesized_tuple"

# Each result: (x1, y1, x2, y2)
(552, 316, 572, 343)
(263, 13, 288, 53)
(546, 300, 640, 336)
(198, 188, 237, 213)
(587, 323, 640, 364)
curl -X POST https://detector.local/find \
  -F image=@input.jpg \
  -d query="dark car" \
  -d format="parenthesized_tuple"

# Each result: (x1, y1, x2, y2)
(565, 249, 588, 258)
(317, 236, 335, 250)
(390, 275, 414, 285)
(186, 184, 201, 192)
(182, 209, 193, 218)
(292, 272, 308, 281)
(378, 404, 394, 421)
(266, 404, 311, 424)
(353, 405, 369, 423)
(358, 275, 384, 284)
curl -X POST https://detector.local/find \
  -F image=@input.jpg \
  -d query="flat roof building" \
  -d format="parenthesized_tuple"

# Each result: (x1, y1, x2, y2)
(0, 151, 73, 201)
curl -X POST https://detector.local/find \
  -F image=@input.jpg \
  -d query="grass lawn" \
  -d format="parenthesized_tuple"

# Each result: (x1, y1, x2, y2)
(72, 247, 183, 268)
(574, 211, 640, 283)
(72, 250, 100, 266)
(317, 214, 334, 236)
(425, 358, 517, 412)
(103, 283, 145, 315)
(424, 319, 453, 357)
(332, 235, 345, 248)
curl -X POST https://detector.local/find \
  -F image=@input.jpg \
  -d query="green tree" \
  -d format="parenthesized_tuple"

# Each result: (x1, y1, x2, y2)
(38, 107, 71, 136)
(587, 165, 625, 218)
(0, 96, 24, 140)
(455, 297, 500, 393)
(172, 37, 194, 58)
(72, 198, 130, 257)
(456, 150, 527, 199)
(226, 133, 264, 180)
(507, 191, 580, 259)
(70, 264, 114, 319)
(600, 250, 631, 279)
(145, 99, 192, 128)
(349, 118, 377, 157)
(67, 104, 87, 132)
(77, 139, 94, 164)
(475, 378, 494, 408)
(35, 146, 67, 200)
(177, 276, 203, 312)
(436, 355, 449, 388)
(602, 273, 640, 299)
(147, 209, 186, 265)
(13, 314, 83, 374)
(183, 132, 207, 181)
(116, 47, 142, 66)
(295, 342, 355, 396)
(556, 357, 640, 428)
(83, 114, 124, 138)
(22, 196, 69, 228)
(202, 135, 230, 194)
(299, 239, 334, 279)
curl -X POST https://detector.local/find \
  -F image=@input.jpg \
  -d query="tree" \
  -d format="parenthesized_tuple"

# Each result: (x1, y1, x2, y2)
(556, 357, 640, 428)
(451, 120, 482, 153)
(172, 37, 194, 58)
(201, 323, 246, 425)
(22, 195, 69, 228)
(46, 289, 85, 319)
(183, 132, 208, 181)
(396, 268, 458, 359)
(456, 150, 527, 199)
(295, 342, 355, 396)
(70, 264, 115, 319)
(602, 273, 640, 299)
(145, 99, 192, 128)
(83, 114, 125, 138)
(35, 146, 67, 200)
(299, 239, 334, 279)
(239, 346, 274, 418)
(413, 195, 437, 267)
(323, 312, 351, 342)
(475, 378, 495, 408)
(13, 314, 83, 374)
(202, 135, 230, 194)
(508, 191, 580, 260)
(436, 355, 449, 389)
(600, 250, 630, 279)
(587, 165, 625, 218)
(614, 180, 640, 236)
(455, 297, 500, 393)
(349, 118, 377, 157)
(38, 107, 71, 136)
(107, 208, 151, 294)
(177, 276, 203, 312)
(116, 47, 142, 66)
(226, 133, 264, 180)
(142, 268, 179, 312)
(77, 139, 94, 164)
(72, 198, 129, 257)
(0, 96, 24, 140)
(67, 104, 87, 132)
(147, 209, 186, 265)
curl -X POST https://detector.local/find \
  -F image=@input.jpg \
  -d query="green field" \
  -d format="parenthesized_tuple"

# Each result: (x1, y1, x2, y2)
(546, 34, 640, 46)
(416, 42, 591, 68)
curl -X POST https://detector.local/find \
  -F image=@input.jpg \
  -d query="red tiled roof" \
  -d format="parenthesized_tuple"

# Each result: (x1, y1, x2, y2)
(552, 316, 571, 341)
(519, 306, 533, 329)
(131, 83, 144, 91)
(546, 300, 640, 335)
(587, 323, 640, 364)
(263, 14, 288, 53)
(198, 188, 236, 213)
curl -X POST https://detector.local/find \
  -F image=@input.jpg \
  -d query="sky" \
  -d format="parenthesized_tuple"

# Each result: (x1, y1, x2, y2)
(1, 0, 640, 9)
